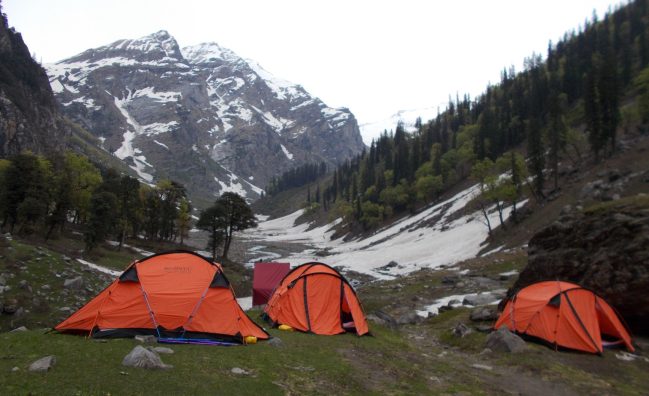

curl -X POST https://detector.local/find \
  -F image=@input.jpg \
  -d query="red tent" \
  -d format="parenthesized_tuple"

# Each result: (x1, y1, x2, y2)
(252, 262, 290, 306)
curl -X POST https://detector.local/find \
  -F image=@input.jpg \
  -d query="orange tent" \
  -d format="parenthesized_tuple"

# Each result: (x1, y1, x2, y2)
(494, 281, 634, 354)
(264, 262, 369, 336)
(56, 251, 268, 344)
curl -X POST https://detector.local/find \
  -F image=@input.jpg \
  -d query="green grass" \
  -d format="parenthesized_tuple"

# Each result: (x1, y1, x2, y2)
(0, 326, 443, 395)
(583, 193, 649, 215)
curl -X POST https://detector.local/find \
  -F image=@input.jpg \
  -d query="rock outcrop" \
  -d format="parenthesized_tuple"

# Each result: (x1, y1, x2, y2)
(509, 195, 649, 334)
(0, 7, 68, 156)
(46, 31, 365, 204)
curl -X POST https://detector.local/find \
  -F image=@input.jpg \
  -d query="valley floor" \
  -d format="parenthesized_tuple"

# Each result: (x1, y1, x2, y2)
(1, 237, 648, 395)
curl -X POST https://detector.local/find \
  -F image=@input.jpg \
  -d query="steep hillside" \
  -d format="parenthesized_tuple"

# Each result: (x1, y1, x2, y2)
(46, 31, 365, 205)
(0, 4, 68, 156)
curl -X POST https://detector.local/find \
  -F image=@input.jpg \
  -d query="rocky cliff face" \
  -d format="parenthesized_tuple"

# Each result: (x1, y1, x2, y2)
(0, 8, 67, 156)
(509, 194, 649, 334)
(46, 31, 365, 204)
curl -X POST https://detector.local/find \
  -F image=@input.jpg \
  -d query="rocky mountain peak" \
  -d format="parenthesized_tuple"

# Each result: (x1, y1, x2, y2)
(62, 30, 184, 66)
(181, 42, 240, 65)
(46, 31, 365, 206)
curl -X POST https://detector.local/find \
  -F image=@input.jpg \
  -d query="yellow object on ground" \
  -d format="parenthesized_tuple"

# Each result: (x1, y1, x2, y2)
(278, 324, 294, 331)
(244, 336, 257, 344)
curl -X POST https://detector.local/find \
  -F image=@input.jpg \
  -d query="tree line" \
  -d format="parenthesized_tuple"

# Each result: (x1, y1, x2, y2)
(306, 0, 649, 231)
(265, 161, 327, 196)
(0, 151, 191, 252)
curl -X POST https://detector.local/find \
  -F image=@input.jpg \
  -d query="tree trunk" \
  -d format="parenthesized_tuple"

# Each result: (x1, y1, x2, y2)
(480, 202, 492, 237)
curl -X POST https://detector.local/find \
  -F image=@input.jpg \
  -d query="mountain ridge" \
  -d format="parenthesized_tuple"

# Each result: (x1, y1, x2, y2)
(46, 30, 365, 206)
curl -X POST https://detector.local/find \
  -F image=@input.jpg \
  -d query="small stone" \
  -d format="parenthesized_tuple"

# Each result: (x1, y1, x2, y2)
(479, 348, 493, 355)
(11, 367, 19, 372)
(28, 355, 56, 372)
(231, 367, 250, 375)
(268, 337, 283, 347)
(396, 312, 423, 325)
(10, 326, 28, 332)
(471, 363, 493, 371)
(63, 276, 83, 290)
(41, 284, 51, 291)
(134, 335, 156, 344)
(452, 323, 472, 338)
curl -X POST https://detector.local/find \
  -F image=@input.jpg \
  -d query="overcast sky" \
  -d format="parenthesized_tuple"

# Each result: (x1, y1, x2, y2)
(4, 0, 625, 139)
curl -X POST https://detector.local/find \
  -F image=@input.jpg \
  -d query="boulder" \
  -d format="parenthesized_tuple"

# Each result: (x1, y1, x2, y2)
(470, 307, 498, 322)
(122, 346, 172, 370)
(396, 312, 423, 325)
(462, 293, 496, 307)
(63, 276, 83, 290)
(371, 310, 398, 329)
(28, 355, 56, 372)
(509, 195, 649, 334)
(485, 328, 527, 353)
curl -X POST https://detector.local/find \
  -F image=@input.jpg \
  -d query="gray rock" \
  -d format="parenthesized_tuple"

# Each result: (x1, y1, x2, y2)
(462, 293, 497, 306)
(231, 367, 250, 375)
(372, 310, 398, 328)
(485, 328, 527, 353)
(3, 300, 18, 314)
(470, 307, 498, 322)
(11, 366, 19, 372)
(268, 337, 283, 347)
(150, 347, 174, 354)
(441, 275, 459, 285)
(122, 346, 172, 370)
(134, 335, 157, 344)
(62, 255, 72, 262)
(41, 284, 51, 291)
(28, 355, 56, 372)
(475, 325, 493, 333)
(63, 276, 83, 290)
(10, 326, 28, 332)
(396, 312, 423, 325)
(451, 323, 472, 338)
(471, 363, 493, 371)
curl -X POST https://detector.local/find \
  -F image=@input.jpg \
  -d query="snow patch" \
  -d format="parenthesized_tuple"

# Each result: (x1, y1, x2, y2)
(280, 144, 294, 160)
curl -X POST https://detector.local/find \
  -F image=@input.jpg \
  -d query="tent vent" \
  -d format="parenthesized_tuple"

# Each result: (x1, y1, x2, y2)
(210, 271, 229, 288)
(548, 293, 561, 307)
(119, 266, 139, 283)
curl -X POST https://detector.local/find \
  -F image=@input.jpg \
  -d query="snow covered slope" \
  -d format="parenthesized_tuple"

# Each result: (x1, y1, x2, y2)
(246, 183, 525, 279)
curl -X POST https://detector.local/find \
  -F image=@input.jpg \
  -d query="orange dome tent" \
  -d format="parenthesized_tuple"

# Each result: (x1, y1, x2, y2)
(55, 251, 269, 344)
(264, 262, 369, 336)
(494, 281, 634, 354)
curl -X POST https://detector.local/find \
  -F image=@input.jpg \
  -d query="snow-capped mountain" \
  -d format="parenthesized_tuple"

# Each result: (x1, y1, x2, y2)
(46, 30, 365, 204)
(359, 107, 438, 144)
